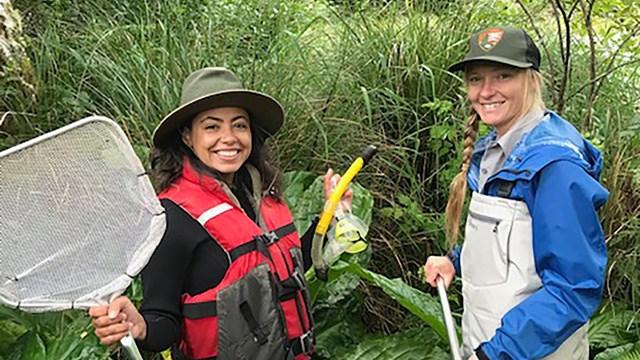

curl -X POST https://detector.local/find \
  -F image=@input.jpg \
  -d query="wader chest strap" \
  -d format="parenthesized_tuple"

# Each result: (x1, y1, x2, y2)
(496, 181, 515, 198)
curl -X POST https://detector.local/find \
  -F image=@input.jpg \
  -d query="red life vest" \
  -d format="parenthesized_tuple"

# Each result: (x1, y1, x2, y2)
(159, 162, 314, 360)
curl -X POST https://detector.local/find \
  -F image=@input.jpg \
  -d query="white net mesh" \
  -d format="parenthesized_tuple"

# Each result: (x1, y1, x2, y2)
(0, 116, 166, 312)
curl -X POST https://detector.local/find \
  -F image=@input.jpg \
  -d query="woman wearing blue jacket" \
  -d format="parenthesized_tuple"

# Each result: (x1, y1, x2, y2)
(424, 26, 609, 359)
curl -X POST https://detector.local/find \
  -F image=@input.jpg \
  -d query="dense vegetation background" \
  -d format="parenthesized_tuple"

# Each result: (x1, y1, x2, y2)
(1, 0, 639, 358)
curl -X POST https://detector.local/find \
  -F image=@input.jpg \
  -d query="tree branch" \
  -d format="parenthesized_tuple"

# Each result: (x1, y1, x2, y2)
(594, 21, 640, 97)
(552, 0, 572, 114)
(550, 0, 565, 64)
(567, 0, 581, 19)
(514, 0, 558, 105)
(579, 0, 597, 131)
(566, 58, 640, 102)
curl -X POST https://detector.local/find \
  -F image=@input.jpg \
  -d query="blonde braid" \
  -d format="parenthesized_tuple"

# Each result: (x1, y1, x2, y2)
(445, 111, 479, 245)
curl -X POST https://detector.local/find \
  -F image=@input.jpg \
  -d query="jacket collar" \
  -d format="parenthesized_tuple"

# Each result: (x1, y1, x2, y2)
(468, 110, 604, 191)
(180, 159, 264, 212)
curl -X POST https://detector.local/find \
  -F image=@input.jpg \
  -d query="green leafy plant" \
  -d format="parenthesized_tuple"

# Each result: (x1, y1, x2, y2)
(332, 330, 449, 360)
(590, 306, 640, 358)
(594, 342, 640, 360)
(283, 170, 451, 357)
(0, 307, 109, 360)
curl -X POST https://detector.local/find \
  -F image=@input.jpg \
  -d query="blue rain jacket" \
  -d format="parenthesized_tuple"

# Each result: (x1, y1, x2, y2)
(452, 110, 609, 359)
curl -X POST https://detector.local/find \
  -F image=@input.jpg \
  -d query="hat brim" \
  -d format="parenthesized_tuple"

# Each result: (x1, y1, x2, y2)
(448, 56, 535, 72)
(152, 90, 284, 149)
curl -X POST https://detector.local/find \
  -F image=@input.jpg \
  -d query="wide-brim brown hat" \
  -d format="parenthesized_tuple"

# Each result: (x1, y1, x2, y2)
(152, 67, 284, 149)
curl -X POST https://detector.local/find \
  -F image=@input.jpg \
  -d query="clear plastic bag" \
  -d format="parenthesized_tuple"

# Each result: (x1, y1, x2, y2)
(322, 205, 368, 265)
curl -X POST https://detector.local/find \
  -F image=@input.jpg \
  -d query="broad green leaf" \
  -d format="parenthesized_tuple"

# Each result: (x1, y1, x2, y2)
(282, 170, 317, 214)
(314, 294, 367, 359)
(338, 261, 452, 342)
(314, 272, 361, 309)
(284, 171, 326, 233)
(283, 170, 374, 234)
(306, 250, 370, 306)
(333, 331, 449, 360)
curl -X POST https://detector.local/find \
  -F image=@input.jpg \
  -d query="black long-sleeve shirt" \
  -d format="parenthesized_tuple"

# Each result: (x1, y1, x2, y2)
(137, 197, 316, 352)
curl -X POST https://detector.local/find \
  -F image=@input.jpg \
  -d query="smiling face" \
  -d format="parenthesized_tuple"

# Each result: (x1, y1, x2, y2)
(182, 107, 252, 184)
(466, 63, 528, 136)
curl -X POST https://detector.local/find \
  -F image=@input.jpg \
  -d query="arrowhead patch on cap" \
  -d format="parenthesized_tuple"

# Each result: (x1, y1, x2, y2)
(478, 28, 504, 52)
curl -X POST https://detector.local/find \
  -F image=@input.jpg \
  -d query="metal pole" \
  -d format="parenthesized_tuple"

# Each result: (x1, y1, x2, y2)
(437, 277, 462, 360)
(120, 332, 143, 360)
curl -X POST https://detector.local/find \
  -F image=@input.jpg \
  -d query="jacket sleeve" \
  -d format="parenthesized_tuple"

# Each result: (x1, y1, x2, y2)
(449, 246, 462, 276)
(138, 199, 229, 351)
(137, 200, 186, 351)
(480, 160, 609, 359)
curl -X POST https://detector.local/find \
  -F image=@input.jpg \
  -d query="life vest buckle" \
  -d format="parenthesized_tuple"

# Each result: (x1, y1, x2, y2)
(259, 231, 280, 245)
(296, 329, 314, 355)
(280, 269, 307, 294)
(290, 270, 306, 291)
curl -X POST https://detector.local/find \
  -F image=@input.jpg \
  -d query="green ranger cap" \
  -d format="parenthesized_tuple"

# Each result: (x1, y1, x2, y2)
(448, 26, 541, 72)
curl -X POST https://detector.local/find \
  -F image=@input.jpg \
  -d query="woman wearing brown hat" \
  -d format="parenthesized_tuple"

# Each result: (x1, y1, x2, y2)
(424, 27, 608, 359)
(89, 67, 349, 359)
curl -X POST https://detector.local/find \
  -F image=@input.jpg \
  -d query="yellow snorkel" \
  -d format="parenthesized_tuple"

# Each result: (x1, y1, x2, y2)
(311, 145, 377, 281)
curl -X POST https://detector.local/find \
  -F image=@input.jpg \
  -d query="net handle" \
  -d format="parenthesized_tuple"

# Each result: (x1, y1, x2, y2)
(437, 278, 462, 360)
(120, 333, 143, 360)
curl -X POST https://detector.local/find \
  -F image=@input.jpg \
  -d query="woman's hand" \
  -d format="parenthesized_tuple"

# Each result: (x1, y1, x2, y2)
(468, 354, 479, 360)
(88, 296, 147, 346)
(423, 256, 456, 289)
(323, 168, 353, 211)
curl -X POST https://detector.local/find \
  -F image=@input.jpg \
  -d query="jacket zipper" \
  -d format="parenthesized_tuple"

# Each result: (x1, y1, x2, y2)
(468, 210, 501, 233)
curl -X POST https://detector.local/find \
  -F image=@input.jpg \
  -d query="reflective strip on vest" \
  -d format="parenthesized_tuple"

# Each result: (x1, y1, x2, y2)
(197, 203, 233, 225)
(460, 191, 588, 359)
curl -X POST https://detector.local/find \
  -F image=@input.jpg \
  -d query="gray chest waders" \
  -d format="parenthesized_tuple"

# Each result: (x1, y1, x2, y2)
(460, 192, 588, 359)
